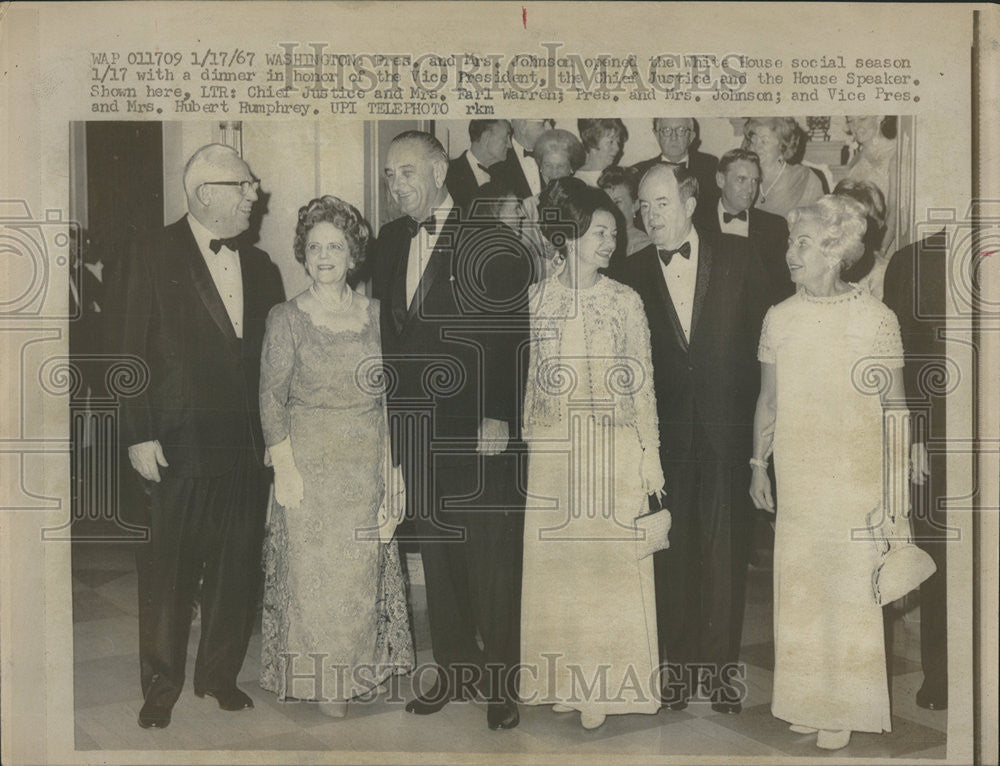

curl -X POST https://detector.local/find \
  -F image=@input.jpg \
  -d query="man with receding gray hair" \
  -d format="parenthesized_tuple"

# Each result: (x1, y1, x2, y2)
(109, 143, 284, 729)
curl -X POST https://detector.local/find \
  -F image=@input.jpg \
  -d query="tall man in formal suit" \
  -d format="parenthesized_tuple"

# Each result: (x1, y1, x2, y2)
(373, 130, 532, 731)
(883, 229, 949, 710)
(445, 119, 512, 212)
(492, 118, 553, 199)
(608, 164, 770, 715)
(695, 148, 794, 304)
(632, 118, 719, 213)
(110, 144, 284, 729)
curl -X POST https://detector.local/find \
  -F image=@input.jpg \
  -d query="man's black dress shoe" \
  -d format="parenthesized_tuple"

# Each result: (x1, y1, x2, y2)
(137, 699, 173, 728)
(195, 686, 254, 711)
(487, 699, 519, 730)
(662, 698, 688, 711)
(405, 679, 471, 715)
(711, 701, 742, 715)
(916, 685, 947, 710)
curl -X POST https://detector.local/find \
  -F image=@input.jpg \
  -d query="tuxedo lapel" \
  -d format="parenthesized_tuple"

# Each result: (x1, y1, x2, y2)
(179, 225, 238, 343)
(646, 248, 689, 352)
(690, 235, 713, 342)
(389, 225, 409, 334)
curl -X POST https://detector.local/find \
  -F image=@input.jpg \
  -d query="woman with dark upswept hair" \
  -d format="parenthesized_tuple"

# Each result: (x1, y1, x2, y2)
(519, 177, 665, 731)
(258, 195, 414, 717)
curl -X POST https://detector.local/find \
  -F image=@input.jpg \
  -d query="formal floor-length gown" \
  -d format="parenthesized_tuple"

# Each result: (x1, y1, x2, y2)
(519, 276, 661, 716)
(258, 296, 414, 702)
(759, 285, 903, 733)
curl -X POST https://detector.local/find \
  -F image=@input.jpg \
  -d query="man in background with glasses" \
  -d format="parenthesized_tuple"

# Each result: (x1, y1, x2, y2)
(632, 118, 719, 214)
(108, 143, 284, 729)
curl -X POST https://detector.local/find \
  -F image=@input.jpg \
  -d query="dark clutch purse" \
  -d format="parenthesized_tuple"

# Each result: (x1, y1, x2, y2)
(634, 492, 671, 561)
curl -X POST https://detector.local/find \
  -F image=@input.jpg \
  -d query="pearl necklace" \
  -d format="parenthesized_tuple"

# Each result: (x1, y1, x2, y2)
(759, 160, 786, 205)
(311, 283, 353, 313)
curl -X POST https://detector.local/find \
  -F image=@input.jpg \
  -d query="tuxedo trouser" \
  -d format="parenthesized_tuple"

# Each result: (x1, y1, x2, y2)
(654, 422, 750, 702)
(881, 415, 948, 697)
(912, 447, 948, 695)
(135, 448, 267, 708)
(411, 450, 525, 701)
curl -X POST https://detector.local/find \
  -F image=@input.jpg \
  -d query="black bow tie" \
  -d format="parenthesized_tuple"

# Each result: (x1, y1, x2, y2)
(208, 237, 240, 254)
(523, 149, 535, 160)
(406, 216, 437, 238)
(662, 159, 686, 168)
(723, 210, 748, 224)
(658, 242, 691, 266)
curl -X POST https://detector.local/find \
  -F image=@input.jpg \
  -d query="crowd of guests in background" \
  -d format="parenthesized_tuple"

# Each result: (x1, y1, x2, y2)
(105, 114, 947, 754)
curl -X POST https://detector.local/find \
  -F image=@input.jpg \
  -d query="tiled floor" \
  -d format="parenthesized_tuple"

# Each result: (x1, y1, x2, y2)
(72, 541, 947, 759)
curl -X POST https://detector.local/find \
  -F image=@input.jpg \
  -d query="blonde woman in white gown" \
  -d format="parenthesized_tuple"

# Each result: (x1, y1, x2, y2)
(519, 177, 665, 731)
(749, 195, 906, 751)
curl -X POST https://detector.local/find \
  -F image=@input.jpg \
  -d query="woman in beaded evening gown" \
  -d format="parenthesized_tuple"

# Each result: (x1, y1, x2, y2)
(258, 197, 413, 716)
(749, 196, 906, 751)
(519, 178, 665, 731)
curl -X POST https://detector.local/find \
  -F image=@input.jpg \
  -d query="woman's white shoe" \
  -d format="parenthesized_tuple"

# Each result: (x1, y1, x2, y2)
(552, 704, 575, 713)
(789, 724, 818, 734)
(816, 729, 851, 750)
(319, 700, 348, 718)
(580, 711, 606, 730)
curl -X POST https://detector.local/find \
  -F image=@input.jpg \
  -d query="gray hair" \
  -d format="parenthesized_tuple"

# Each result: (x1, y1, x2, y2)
(182, 144, 243, 200)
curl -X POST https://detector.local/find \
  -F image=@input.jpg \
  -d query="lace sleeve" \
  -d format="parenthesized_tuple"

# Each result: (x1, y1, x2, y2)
(874, 307, 905, 369)
(259, 303, 295, 446)
(623, 291, 660, 455)
(758, 307, 777, 364)
(521, 284, 541, 439)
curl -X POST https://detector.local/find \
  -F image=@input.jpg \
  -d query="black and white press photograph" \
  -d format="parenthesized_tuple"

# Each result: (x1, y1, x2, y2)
(62, 114, 956, 759)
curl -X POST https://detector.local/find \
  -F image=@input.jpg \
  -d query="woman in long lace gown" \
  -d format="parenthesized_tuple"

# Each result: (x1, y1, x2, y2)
(519, 178, 665, 731)
(258, 196, 414, 717)
(749, 195, 906, 751)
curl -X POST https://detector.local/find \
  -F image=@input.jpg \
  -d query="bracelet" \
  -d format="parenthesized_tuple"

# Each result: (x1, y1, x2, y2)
(749, 457, 769, 470)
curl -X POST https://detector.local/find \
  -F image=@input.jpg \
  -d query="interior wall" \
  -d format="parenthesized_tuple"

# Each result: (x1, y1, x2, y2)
(160, 121, 367, 302)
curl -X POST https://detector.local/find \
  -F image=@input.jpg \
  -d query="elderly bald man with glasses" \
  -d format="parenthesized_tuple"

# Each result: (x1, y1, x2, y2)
(107, 143, 284, 730)
(632, 118, 719, 214)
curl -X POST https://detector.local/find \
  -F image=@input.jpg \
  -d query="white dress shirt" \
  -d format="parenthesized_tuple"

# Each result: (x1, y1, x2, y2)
(406, 194, 455, 309)
(658, 227, 699, 342)
(513, 138, 542, 196)
(187, 214, 244, 338)
(717, 199, 750, 238)
(465, 150, 492, 187)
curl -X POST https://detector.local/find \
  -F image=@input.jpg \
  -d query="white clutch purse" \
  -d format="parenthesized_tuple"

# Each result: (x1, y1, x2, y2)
(634, 493, 671, 561)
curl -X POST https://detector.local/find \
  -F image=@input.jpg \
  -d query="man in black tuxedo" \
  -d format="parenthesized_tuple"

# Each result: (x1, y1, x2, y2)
(491, 118, 553, 199)
(632, 118, 719, 213)
(373, 130, 532, 730)
(882, 229, 949, 710)
(445, 119, 512, 212)
(695, 148, 794, 305)
(109, 144, 284, 729)
(608, 164, 769, 715)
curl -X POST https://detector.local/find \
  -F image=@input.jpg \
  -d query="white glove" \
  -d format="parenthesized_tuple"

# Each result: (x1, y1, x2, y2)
(639, 447, 665, 497)
(267, 438, 304, 509)
(128, 440, 169, 482)
(377, 463, 406, 543)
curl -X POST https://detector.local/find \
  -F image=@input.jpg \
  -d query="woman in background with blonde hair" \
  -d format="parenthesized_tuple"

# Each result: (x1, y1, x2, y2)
(743, 117, 823, 219)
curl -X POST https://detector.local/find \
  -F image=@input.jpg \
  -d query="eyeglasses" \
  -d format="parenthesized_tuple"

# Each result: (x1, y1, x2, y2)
(201, 178, 261, 195)
(656, 127, 692, 139)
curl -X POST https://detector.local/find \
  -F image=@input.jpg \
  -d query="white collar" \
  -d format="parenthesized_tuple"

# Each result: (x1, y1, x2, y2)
(660, 153, 690, 166)
(187, 213, 238, 255)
